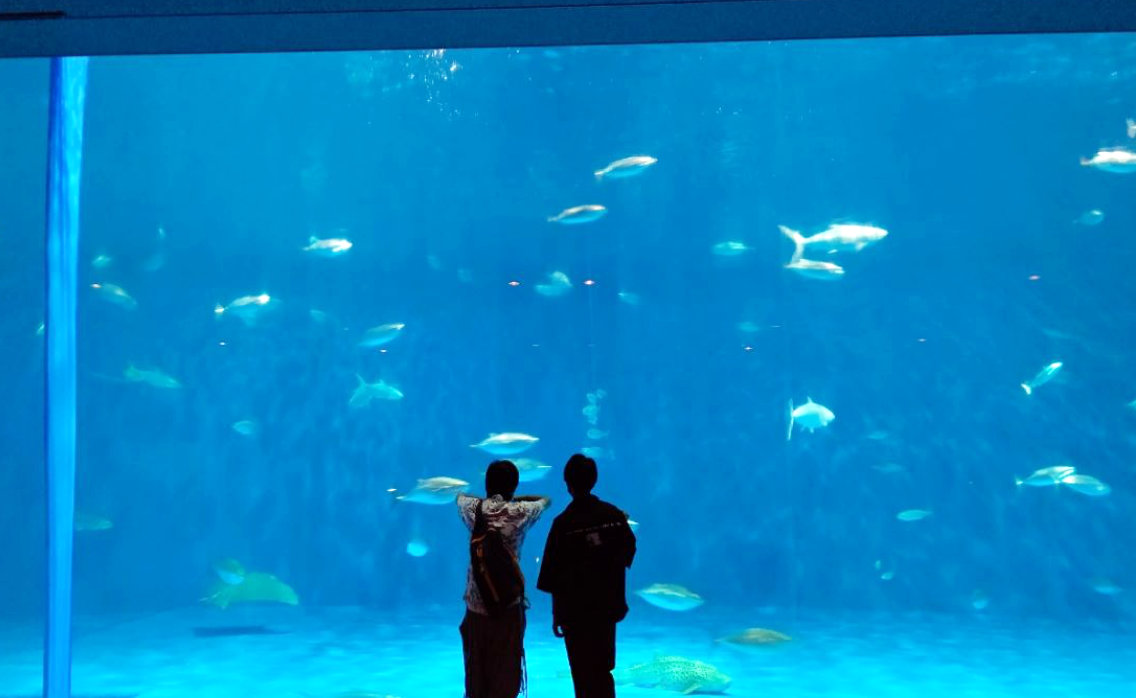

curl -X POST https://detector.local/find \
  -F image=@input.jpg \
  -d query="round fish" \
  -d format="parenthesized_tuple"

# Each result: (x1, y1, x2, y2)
(787, 397, 835, 440)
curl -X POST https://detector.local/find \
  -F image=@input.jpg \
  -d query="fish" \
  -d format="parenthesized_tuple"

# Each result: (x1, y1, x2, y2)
(581, 446, 611, 459)
(471, 432, 539, 456)
(636, 583, 704, 611)
(785, 258, 845, 280)
(1081, 147, 1136, 173)
(717, 627, 792, 647)
(406, 538, 430, 557)
(1060, 473, 1111, 497)
(1021, 361, 1063, 395)
(778, 223, 888, 262)
(91, 253, 113, 269)
(582, 404, 600, 423)
(586, 428, 608, 440)
(595, 155, 657, 180)
(711, 240, 749, 256)
(514, 458, 552, 482)
(615, 655, 730, 694)
(736, 321, 760, 334)
(123, 364, 181, 389)
(1090, 577, 1123, 595)
(1075, 209, 1105, 226)
(617, 291, 641, 306)
(214, 293, 278, 326)
(971, 590, 990, 611)
(202, 571, 299, 609)
(213, 558, 247, 585)
(1129, 118, 1136, 139)
(358, 323, 405, 348)
(786, 397, 835, 441)
(90, 282, 138, 310)
(349, 375, 404, 408)
(74, 511, 113, 532)
(302, 235, 353, 256)
(548, 204, 607, 224)
(395, 477, 469, 504)
(896, 509, 932, 522)
(232, 420, 258, 436)
(1016, 465, 1077, 488)
(535, 271, 572, 297)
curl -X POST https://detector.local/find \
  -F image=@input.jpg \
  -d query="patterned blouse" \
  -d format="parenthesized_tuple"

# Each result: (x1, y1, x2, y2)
(457, 493, 549, 615)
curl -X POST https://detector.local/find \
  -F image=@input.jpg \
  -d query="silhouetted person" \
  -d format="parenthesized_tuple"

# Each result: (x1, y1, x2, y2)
(537, 454, 637, 698)
(457, 460, 550, 698)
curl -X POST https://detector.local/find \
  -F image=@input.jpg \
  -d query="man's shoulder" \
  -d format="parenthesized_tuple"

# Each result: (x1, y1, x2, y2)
(594, 497, 629, 520)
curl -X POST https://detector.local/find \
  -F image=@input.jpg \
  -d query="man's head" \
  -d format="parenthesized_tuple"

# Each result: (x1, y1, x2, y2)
(564, 453, 598, 497)
(485, 459, 519, 499)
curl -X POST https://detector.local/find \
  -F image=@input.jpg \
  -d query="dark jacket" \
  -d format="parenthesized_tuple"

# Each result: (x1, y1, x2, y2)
(536, 493, 636, 626)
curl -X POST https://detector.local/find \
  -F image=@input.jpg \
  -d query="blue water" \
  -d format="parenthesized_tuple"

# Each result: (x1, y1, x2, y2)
(2, 33, 1136, 697)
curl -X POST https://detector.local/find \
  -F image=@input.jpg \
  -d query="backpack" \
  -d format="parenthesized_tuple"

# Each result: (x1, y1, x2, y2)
(470, 499, 525, 616)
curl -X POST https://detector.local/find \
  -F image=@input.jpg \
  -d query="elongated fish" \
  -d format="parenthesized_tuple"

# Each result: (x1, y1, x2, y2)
(349, 375, 404, 408)
(595, 155, 657, 180)
(214, 293, 279, 326)
(302, 235, 353, 256)
(90, 282, 138, 310)
(1021, 361, 1062, 395)
(359, 323, 405, 348)
(395, 476, 469, 504)
(785, 258, 845, 280)
(1015, 465, 1076, 488)
(548, 204, 607, 224)
(778, 223, 888, 263)
(471, 432, 539, 456)
(1060, 473, 1111, 497)
(124, 364, 181, 389)
(615, 656, 731, 694)
(1081, 148, 1136, 173)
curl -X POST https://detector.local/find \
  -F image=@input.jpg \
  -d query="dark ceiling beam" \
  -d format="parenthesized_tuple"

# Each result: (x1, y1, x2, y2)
(2, 0, 1135, 58)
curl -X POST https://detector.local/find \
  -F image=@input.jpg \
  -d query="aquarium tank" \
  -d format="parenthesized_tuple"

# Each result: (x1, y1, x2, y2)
(2, 31, 1136, 698)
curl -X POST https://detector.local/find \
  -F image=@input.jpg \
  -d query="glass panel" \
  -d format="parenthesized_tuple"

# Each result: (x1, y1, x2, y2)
(0, 58, 50, 695)
(75, 35, 1136, 698)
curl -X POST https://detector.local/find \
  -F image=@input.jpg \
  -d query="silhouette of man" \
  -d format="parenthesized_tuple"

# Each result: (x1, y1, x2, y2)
(457, 460, 550, 698)
(537, 454, 637, 698)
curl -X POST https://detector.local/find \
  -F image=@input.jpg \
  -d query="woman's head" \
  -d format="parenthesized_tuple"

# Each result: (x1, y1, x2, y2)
(485, 460, 520, 499)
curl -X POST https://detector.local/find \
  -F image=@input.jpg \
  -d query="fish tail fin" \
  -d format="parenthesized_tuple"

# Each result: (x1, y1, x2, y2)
(1020, 383, 1032, 396)
(594, 170, 605, 181)
(1014, 477, 1023, 488)
(778, 225, 806, 263)
(786, 399, 795, 442)
(1080, 157, 1092, 167)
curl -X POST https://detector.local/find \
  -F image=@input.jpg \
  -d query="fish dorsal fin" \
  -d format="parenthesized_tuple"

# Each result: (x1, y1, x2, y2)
(356, 374, 367, 386)
(806, 396, 814, 404)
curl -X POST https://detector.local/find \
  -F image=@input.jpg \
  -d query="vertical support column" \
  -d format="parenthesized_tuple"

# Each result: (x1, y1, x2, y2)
(43, 56, 89, 698)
